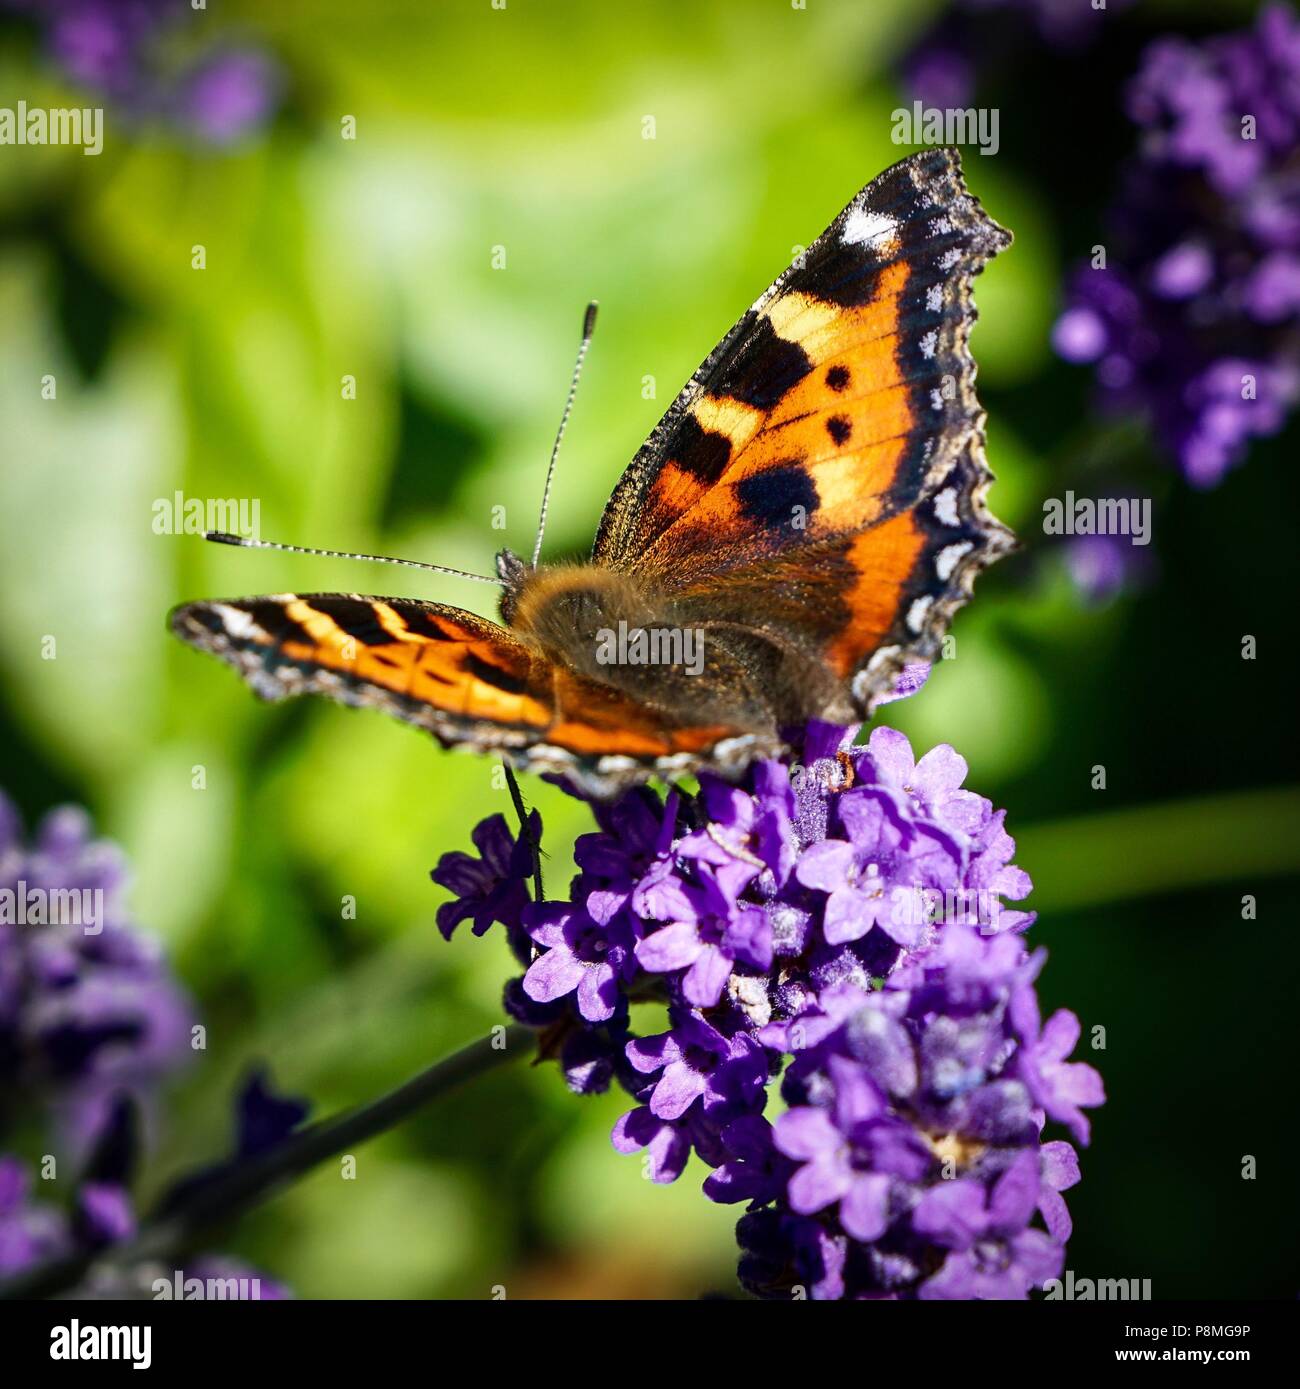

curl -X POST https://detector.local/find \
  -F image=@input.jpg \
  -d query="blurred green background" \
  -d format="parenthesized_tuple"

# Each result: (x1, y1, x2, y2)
(1, 0, 1297, 1298)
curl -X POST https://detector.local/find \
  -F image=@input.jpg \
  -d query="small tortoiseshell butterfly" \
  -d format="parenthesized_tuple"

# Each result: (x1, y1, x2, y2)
(171, 147, 1013, 797)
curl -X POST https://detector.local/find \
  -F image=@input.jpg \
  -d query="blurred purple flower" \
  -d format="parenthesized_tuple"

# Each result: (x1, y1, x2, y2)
(0, 1148, 289, 1295)
(0, 794, 193, 1160)
(178, 48, 280, 144)
(1062, 532, 1152, 605)
(0, 1155, 69, 1276)
(2, 0, 280, 143)
(1054, 5, 1300, 486)
(0, 790, 292, 1296)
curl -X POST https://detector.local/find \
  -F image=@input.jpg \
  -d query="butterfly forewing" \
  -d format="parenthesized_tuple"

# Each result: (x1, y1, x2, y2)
(592, 146, 1013, 711)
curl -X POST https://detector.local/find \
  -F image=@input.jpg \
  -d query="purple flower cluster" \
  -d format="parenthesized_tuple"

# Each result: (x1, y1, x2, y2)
(434, 723, 1104, 1299)
(0, 790, 291, 1295)
(1053, 4, 1300, 487)
(0, 1147, 291, 1296)
(0, 793, 193, 1160)
(1, 0, 280, 143)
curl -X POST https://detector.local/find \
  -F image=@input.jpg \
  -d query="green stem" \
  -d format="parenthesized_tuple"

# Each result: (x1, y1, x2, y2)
(1016, 785, 1300, 913)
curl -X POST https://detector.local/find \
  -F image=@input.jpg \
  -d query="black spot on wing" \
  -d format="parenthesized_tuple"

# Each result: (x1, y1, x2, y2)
(670, 413, 732, 485)
(463, 652, 529, 696)
(715, 316, 813, 409)
(304, 596, 392, 647)
(801, 250, 882, 309)
(243, 601, 315, 648)
(397, 608, 459, 641)
(826, 415, 852, 446)
(826, 365, 850, 391)
(735, 463, 819, 529)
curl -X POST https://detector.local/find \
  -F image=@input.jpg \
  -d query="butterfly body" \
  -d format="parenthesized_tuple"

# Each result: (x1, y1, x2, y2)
(172, 148, 1015, 798)
(501, 554, 846, 731)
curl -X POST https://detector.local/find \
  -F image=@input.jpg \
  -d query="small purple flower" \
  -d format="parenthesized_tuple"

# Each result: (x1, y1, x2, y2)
(775, 1105, 892, 1242)
(556, 1024, 625, 1097)
(1013, 1001, 1107, 1145)
(523, 903, 630, 1024)
(431, 811, 537, 943)
(625, 1014, 767, 1122)
(177, 48, 280, 144)
(859, 726, 986, 836)
(914, 1150, 1064, 1299)
(795, 789, 959, 950)
(75, 1180, 135, 1248)
(1062, 532, 1153, 605)
(634, 868, 771, 1007)
(967, 808, 1036, 935)
(611, 1105, 716, 1185)
(736, 1205, 847, 1301)
(703, 1116, 794, 1208)
(1039, 1139, 1081, 1242)
(676, 770, 796, 893)
(576, 787, 679, 926)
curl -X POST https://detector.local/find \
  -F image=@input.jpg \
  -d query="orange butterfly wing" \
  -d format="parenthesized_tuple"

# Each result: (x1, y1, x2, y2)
(169, 593, 752, 784)
(593, 146, 1013, 708)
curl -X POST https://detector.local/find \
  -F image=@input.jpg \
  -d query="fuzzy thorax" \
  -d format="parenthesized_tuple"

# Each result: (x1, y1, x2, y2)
(505, 562, 671, 679)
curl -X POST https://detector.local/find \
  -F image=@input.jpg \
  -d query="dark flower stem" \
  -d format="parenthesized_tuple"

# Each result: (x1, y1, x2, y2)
(504, 760, 545, 902)
(5, 1023, 532, 1300)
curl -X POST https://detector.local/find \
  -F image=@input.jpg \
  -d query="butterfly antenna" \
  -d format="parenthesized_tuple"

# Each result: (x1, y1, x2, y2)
(531, 301, 598, 569)
(202, 531, 500, 585)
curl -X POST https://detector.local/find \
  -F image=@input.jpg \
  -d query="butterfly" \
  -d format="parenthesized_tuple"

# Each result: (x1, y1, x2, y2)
(171, 147, 1013, 798)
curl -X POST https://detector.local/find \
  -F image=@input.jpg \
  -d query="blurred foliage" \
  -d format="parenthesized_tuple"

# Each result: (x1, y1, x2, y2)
(1, 0, 1297, 1298)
